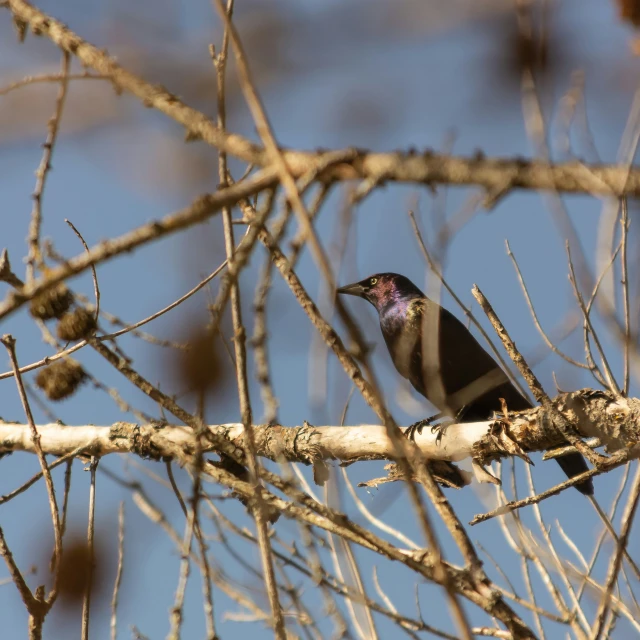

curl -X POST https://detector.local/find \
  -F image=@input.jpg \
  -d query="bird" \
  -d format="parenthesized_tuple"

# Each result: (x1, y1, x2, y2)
(337, 272, 593, 495)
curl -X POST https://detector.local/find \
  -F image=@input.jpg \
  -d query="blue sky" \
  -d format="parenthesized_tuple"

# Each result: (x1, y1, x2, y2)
(1, 0, 639, 637)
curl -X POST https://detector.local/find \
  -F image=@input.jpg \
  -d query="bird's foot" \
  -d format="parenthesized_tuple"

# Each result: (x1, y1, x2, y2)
(405, 412, 442, 441)
(430, 421, 452, 446)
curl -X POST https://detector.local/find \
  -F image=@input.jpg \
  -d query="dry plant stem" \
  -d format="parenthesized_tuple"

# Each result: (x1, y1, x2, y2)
(0, 527, 45, 639)
(168, 497, 196, 640)
(209, 497, 482, 640)
(505, 239, 589, 371)
(287, 185, 331, 260)
(594, 90, 640, 328)
(110, 502, 125, 640)
(408, 473, 479, 640)
(590, 462, 640, 639)
(90, 332, 280, 635)
(325, 508, 379, 640)
(471, 285, 607, 467)
(214, 3, 285, 636)
(206, 189, 277, 337)
(520, 69, 596, 302)
(8, 0, 640, 197)
(239, 49, 345, 400)
(65, 219, 100, 320)
(252, 256, 278, 423)
(0, 71, 108, 96)
(0, 168, 277, 323)
(0, 249, 24, 288)
(0, 259, 228, 382)
(620, 197, 631, 396)
(588, 496, 640, 581)
(245, 182, 332, 424)
(572, 568, 640, 635)
(81, 456, 99, 640)
(0, 336, 62, 601)
(26, 50, 70, 283)
(127, 482, 266, 626)
(58, 457, 73, 549)
(471, 469, 605, 526)
(497, 465, 574, 630)
(341, 467, 420, 550)
(133, 489, 276, 624)
(214, 0, 374, 396)
(408, 211, 529, 401)
(0, 446, 83, 505)
(524, 467, 589, 635)
(257, 229, 478, 639)
(178, 476, 216, 639)
(577, 464, 632, 601)
(520, 554, 545, 640)
(324, 463, 378, 640)
(63, 343, 534, 638)
(309, 193, 354, 408)
(566, 244, 620, 395)
(582, 239, 624, 389)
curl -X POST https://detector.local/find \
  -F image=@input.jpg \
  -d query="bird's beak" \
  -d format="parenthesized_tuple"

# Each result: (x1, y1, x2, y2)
(336, 281, 367, 298)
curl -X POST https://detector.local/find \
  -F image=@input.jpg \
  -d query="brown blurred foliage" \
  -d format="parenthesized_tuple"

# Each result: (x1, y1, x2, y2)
(483, 6, 572, 96)
(53, 534, 106, 609)
(168, 319, 237, 409)
(618, 0, 640, 27)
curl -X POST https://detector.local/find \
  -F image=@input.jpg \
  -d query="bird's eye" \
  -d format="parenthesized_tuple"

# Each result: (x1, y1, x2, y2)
(370, 277, 378, 286)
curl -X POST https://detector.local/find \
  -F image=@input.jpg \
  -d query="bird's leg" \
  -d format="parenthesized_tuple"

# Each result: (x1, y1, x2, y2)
(405, 412, 442, 441)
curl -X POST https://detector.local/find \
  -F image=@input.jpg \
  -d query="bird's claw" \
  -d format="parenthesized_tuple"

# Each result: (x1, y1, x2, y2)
(430, 422, 449, 446)
(404, 412, 442, 442)
(405, 419, 429, 441)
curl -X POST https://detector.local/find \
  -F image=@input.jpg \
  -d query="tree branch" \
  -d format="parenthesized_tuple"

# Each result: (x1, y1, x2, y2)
(5, 0, 640, 197)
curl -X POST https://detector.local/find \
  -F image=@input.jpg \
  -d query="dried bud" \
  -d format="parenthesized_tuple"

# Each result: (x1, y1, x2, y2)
(35, 359, 87, 401)
(57, 308, 97, 341)
(29, 284, 74, 321)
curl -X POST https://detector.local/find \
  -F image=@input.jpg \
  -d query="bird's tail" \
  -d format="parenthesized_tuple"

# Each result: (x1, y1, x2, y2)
(554, 452, 594, 495)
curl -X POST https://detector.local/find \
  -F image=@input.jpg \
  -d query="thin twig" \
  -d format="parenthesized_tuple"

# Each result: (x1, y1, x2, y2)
(212, 1, 285, 635)
(0, 447, 82, 505)
(590, 462, 640, 639)
(582, 239, 624, 389)
(26, 51, 70, 283)
(0, 259, 228, 382)
(620, 197, 631, 396)
(524, 465, 590, 635)
(0, 335, 62, 601)
(7, 0, 640, 197)
(81, 456, 99, 640)
(470, 466, 610, 525)
(408, 211, 530, 401)
(566, 243, 621, 396)
(0, 168, 278, 324)
(65, 219, 100, 322)
(471, 285, 608, 466)
(0, 71, 109, 96)
(505, 239, 589, 370)
(110, 502, 125, 640)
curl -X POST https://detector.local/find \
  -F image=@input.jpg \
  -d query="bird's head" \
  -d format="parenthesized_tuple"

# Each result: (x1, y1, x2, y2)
(337, 273, 423, 312)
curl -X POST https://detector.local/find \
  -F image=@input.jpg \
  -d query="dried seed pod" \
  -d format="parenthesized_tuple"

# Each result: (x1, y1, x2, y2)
(29, 284, 74, 321)
(35, 359, 87, 401)
(57, 308, 97, 341)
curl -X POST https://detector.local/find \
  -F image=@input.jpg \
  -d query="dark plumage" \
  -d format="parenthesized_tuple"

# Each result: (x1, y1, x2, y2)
(337, 272, 593, 495)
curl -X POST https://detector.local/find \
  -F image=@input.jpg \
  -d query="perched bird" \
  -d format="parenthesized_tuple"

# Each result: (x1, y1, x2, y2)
(337, 272, 593, 495)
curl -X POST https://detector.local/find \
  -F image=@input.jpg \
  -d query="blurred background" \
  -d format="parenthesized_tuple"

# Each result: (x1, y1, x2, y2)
(1, 0, 640, 637)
